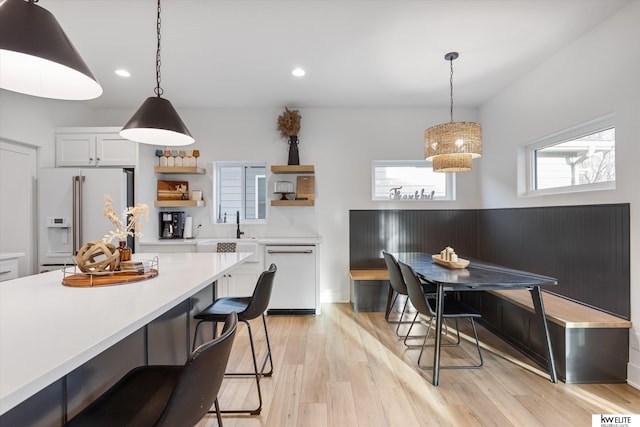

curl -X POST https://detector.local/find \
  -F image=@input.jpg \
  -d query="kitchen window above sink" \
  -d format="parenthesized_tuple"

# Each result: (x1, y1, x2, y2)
(213, 161, 267, 223)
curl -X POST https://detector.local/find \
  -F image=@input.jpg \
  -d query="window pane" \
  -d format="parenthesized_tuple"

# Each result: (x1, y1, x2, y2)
(535, 128, 615, 190)
(215, 163, 267, 222)
(372, 161, 452, 201)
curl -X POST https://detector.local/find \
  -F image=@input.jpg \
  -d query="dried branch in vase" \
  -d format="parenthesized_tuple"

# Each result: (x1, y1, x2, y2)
(277, 107, 301, 138)
(102, 194, 150, 243)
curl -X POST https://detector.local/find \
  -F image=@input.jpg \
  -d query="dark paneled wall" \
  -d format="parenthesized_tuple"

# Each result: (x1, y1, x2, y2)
(349, 204, 630, 319)
(477, 204, 630, 319)
(349, 209, 478, 269)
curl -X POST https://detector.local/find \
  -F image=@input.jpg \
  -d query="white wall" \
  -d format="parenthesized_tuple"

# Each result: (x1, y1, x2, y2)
(91, 106, 481, 303)
(0, 90, 94, 166)
(479, 1, 640, 387)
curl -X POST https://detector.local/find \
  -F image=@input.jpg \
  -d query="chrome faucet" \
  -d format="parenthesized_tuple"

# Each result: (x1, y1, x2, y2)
(236, 210, 244, 239)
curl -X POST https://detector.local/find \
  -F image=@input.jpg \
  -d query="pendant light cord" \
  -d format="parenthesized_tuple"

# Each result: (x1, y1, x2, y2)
(154, 0, 163, 97)
(449, 56, 454, 123)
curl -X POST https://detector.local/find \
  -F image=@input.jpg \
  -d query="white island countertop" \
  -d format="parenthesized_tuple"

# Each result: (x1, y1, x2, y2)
(0, 252, 249, 415)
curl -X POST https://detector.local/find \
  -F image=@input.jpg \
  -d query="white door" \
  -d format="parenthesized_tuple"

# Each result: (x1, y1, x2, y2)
(0, 140, 37, 276)
(80, 169, 127, 245)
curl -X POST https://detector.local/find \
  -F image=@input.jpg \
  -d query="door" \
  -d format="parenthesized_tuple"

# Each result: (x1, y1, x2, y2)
(96, 135, 137, 167)
(265, 245, 316, 314)
(38, 168, 127, 268)
(56, 133, 96, 166)
(0, 140, 37, 276)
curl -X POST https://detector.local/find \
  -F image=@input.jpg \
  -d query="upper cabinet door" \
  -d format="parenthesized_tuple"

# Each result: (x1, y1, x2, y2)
(55, 133, 96, 166)
(95, 134, 137, 167)
(55, 131, 137, 167)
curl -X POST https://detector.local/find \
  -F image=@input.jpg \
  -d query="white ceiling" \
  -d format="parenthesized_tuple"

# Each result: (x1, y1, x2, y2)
(44, 0, 632, 110)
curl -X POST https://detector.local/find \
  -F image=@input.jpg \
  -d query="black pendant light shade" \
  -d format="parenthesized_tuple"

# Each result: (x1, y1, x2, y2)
(119, 0, 193, 146)
(0, 0, 102, 100)
(120, 96, 194, 146)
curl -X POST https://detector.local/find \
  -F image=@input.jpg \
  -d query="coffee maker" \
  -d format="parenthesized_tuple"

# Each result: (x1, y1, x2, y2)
(159, 211, 185, 239)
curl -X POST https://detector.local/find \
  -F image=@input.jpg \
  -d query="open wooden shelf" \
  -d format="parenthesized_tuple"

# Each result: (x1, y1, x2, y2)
(154, 166, 206, 174)
(270, 165, 314, 174)
(271, 199, 314, 206)
(154, 200, 206, 207)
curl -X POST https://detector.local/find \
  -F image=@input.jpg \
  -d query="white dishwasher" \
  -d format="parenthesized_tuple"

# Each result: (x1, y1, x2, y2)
(265, 245, 316, 315)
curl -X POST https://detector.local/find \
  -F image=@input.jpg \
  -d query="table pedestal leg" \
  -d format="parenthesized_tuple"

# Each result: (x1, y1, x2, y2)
(529, 286, 558, 383)
(432, 285, 445, 386)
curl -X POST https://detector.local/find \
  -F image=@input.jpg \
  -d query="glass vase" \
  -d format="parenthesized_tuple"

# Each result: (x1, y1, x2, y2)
(118, 240, 131, 262)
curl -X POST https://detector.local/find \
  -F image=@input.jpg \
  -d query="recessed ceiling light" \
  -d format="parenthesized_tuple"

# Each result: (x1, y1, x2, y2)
(115, 69, 131, 77)
(291, 68, 305, 77)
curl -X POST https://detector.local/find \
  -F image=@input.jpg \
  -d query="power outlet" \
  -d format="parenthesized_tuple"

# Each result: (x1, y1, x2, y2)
(289, 218, 295, 226)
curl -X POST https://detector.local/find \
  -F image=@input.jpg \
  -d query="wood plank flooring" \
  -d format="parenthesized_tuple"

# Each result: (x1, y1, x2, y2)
(197, 303, 640, 427)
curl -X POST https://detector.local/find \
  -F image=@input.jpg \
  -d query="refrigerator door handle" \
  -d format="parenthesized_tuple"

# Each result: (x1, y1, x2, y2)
(72, 176, 78, 254)
(78, 175, 84, 250)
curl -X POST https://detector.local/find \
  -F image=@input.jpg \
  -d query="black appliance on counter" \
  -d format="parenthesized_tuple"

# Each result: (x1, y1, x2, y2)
(159, 211, 185, 239)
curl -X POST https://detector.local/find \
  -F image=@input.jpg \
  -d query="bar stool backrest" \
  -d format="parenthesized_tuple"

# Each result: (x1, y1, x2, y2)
(155, 312, 238, 426)
(242, 263, 277, 320)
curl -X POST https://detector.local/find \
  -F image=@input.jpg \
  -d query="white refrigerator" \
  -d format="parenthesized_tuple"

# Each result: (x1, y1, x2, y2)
(38, 168, 133, 271)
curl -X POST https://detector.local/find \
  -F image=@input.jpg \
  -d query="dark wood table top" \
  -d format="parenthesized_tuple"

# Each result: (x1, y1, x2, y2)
(394, 252, 557, 290)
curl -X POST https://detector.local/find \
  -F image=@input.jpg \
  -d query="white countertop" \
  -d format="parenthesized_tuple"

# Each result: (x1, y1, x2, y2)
(0, 253, 25, 261)
(0, 252, 250, 415)
(139, 237, 322, 246)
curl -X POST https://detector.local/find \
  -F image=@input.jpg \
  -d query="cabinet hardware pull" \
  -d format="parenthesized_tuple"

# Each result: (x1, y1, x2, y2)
(267, 250, 313, 254)
(0, 270, 11, 274)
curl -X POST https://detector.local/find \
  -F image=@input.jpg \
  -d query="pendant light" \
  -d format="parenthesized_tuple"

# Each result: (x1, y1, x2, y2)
(424, 52, 482, 172)
(120, 0, 193, 146)
(0, 0, 102, 100)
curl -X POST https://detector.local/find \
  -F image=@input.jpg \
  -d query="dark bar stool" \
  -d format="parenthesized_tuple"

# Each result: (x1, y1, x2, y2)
(64, 312, 238, 427)
(192, 263, 277, 415)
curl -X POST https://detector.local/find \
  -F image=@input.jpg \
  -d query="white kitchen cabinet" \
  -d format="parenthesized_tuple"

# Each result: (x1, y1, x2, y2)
(0, 254, 23, 282)
(56, 128, 137, 167)
(196, 240, 262, 298)
(217, 267, 259, 298)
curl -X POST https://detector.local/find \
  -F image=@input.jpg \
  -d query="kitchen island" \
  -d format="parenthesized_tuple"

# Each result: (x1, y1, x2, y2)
(0, 252, 250, 425)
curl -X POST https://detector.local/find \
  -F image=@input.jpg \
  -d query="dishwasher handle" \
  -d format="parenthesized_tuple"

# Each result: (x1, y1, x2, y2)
(267, 249, 313, 254)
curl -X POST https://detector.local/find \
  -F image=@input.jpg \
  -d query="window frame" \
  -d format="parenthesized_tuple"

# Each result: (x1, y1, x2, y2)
(212, 161, 268, 224)
(521, 113, 615, 197)
(371, 160, 455, 202)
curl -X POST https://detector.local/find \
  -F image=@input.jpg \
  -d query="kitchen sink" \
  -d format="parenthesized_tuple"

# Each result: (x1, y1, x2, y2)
(196, 239, 259, 262)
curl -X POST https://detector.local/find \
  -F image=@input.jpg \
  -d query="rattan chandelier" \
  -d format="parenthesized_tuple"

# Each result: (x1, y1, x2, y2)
(425, 52, 482, 172)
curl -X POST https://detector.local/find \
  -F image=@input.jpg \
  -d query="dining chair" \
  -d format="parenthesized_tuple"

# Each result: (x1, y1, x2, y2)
(398, 260, 483, 370)
(192, 263, 277, 415)
(64, 312, 238, 427)
(382, 251, 439, 343)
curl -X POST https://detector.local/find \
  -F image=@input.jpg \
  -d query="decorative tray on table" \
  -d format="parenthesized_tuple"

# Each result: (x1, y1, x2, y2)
(62, 257, 159, 287)
(432, 254, 470, 269)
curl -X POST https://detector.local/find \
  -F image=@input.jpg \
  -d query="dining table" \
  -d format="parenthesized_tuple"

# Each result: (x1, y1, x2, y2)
(394, 252, 558, 386)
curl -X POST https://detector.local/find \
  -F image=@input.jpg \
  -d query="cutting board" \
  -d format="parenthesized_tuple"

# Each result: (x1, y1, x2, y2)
(157, 180, 189, 200)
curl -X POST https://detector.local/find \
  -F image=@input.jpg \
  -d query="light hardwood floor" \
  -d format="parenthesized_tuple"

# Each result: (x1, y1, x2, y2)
(197, 303, 640, 427)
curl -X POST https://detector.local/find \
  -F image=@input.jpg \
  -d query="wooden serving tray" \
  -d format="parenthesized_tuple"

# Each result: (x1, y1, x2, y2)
(62, 269, 158, 287)
(432, 254, 470, 269)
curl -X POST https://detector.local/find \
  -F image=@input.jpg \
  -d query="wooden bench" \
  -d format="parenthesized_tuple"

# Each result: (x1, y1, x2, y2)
(349, 269, 389, 312)
(477, 289, 632, 384)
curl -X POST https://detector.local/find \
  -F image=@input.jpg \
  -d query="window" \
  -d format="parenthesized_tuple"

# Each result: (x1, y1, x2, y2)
(372, 160, 455, 201)
(214, 162, 267, 222)
(523, 114, 615, 195)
